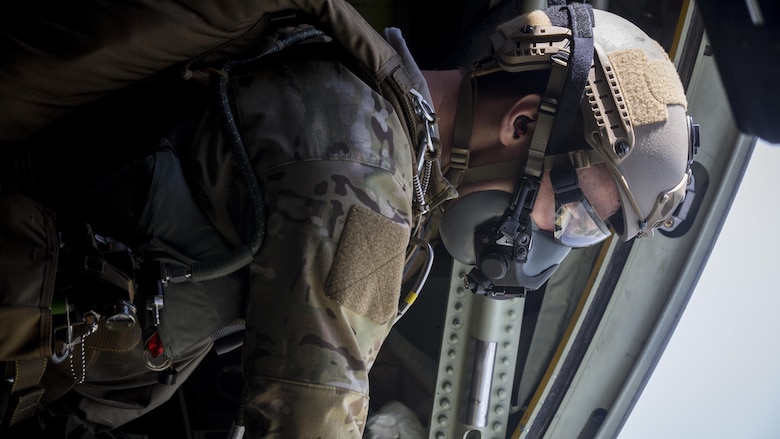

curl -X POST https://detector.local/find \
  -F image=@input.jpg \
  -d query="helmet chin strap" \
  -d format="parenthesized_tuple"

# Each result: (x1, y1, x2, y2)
(439, 54, 570, 297)
(488, 49, 572, 267)
(440, 3, 595, 297)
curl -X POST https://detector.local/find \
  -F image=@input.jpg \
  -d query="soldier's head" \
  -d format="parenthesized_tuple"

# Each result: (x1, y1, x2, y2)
(439, 5, 699, 297)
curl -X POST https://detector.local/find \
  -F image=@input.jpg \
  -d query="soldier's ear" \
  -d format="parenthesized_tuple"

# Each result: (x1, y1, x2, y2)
(499, 94, 541, 147)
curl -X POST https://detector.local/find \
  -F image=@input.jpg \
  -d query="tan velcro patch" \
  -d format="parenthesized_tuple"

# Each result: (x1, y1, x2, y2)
(608, 46, 687, 126)
(325, 206, 409, 324)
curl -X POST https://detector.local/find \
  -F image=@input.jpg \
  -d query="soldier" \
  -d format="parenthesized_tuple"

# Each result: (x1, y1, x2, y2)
(0, 1, 696, 438)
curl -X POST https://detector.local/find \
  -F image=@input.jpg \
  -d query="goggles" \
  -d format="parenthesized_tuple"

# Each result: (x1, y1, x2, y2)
(551, 167, 612, 248)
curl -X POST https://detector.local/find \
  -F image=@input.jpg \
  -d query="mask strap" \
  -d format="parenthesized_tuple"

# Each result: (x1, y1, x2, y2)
(543, 149, 606, 170)
(498, 49, 571, 242)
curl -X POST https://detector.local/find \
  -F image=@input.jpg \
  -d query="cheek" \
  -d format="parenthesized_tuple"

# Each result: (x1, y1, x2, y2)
(579, 167, 621, 220)
(595, 186, 621, 220)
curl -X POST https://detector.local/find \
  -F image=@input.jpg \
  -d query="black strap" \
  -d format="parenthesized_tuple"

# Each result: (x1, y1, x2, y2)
(543, 2, 594, 154)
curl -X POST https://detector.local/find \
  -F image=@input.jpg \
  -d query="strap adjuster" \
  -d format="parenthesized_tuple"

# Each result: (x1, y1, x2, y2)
(449, 148, 470, 171)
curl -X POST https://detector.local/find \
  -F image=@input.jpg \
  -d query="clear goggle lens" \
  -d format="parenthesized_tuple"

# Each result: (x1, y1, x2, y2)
(554, 194, 611, 248)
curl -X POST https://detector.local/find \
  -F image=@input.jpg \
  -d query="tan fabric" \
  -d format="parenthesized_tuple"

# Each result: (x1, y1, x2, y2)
(608, 47, 688, 127)
(85, 320, 141, 353)
(326, 206, 408, 324)
(244, 377, 369, 438)
(220, 53, 413, 437)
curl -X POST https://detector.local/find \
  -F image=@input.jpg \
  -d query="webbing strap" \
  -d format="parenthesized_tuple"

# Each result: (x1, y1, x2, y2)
(544, 2, 594, 153)
(543, 149, 605, 170)
(524, 52, 570, 178)
(60, 248, 137, 305)
(498, 2, 595, 241)
(85, 257, 137, 304)
(86, 320, 141, 353)
(521, 1, 595, 181)
(446, 73, 478, 187)
(460, 160, 525, 185)
(2, 358, 47, 427)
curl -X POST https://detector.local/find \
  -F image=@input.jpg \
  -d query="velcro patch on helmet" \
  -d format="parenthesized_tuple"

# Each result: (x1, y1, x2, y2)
(608, 46, 687, 127)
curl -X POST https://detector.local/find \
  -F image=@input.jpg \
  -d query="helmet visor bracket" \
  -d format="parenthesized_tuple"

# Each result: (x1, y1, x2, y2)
(642, 170, 690, 233)
(606, 160, 691, 239)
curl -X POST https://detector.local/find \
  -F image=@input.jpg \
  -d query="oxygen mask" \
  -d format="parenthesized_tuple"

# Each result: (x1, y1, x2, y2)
(439, 190, 571, 298)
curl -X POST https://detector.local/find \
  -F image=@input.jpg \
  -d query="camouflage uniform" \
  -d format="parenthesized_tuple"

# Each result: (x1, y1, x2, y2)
(181, 36, 435, 436)
(64, 37, 431, 437)
(0, 0, 455, 435)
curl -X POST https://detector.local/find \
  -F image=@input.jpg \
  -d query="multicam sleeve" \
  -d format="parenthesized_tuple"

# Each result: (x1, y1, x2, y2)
(191, 49, 416, 436)
(242, 159, 411, 437)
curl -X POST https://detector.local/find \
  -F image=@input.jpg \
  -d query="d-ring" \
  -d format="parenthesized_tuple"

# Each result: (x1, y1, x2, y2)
(51, 344, 72, 364)
(143, 349, 172, 372)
